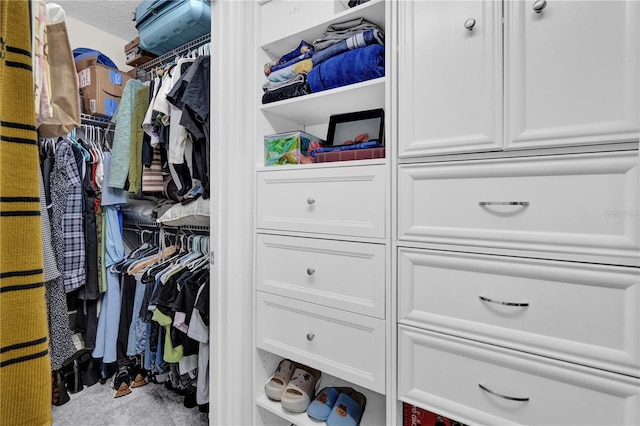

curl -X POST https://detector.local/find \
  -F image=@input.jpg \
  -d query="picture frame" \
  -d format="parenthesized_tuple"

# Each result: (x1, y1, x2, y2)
(326, 108, 384, 147)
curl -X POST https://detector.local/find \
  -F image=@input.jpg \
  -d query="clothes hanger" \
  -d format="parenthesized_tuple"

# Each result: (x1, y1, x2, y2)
(70, 128, 92, 162)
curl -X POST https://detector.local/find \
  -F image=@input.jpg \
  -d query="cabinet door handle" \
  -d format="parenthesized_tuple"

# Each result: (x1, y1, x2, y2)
(307, 197, 316, 205)
(306, 333, 315, 341)
(479, 295, 529, 307)
(479, 384, 530, 402)
(532, 0, 547, 13)
(464, 18, 476, 30)
(306, 267, 315, 276)
(479, 201, 530, 207)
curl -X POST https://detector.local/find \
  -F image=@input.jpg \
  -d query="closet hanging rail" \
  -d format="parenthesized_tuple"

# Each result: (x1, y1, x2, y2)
(80, 113, 112, 127)
(137, 32, 211, 80)
(123, 219, 210, 232)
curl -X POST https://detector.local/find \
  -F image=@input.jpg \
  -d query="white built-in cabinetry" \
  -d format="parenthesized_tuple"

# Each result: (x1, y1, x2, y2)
(396, 1, 640, 425)
(252, 1, 392, 425)
(398, 0, 639, 157)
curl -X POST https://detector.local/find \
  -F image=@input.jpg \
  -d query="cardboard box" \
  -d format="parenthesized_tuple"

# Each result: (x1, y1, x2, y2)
(124, 37, 140, 53)
(264, 131, 324, 166)
(75, 55, 100, 73)
(77, 64, 131, 117)
(403, 403, 467, 426)
(124, 36, 157, 67)
(314, 147, 385, 163)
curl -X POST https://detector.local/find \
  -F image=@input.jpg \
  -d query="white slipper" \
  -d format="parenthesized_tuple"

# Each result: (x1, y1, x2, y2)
(280, 365, 321, 413)
(264, 359, 296, 401)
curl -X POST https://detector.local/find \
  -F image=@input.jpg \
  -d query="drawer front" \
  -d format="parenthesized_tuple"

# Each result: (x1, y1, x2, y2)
(257, 165, 387, 238)
(398, 248, 640, 377)
(399, 326, 640, 426)
(257, 292, 386, 393)
(398, 150, 639, 266)
(257, 234, 386, 319)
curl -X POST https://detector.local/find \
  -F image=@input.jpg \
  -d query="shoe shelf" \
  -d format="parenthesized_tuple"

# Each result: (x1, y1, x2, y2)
(256, 391, 385, 426)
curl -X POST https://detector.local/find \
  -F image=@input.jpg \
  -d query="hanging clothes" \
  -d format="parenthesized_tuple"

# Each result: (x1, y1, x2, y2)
(50, 139, 86, 293)
(92, 206, 124, 365)
(93, 151, 127, 364)
(108, 78, 143, 189)
(39, 167, 76, 371)
(127, 84, 151, 194)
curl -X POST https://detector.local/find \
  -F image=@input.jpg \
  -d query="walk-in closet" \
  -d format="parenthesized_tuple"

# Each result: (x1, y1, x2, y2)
(0, 1, 638, 426)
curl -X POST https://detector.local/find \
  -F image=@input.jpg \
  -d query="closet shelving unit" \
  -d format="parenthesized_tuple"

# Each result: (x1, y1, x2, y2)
(253, 1, 393, 424)
(128, 32, 212, 231)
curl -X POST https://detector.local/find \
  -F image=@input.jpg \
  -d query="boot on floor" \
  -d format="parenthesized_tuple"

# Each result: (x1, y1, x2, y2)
(61, 357, 83, 394)
(52, 370, 70, 406)
(76, 350, 100, 387)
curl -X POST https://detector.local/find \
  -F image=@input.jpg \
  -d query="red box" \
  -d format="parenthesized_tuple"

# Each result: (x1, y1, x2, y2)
(403, 403, 466, 426)
(313, 147, 385, 163)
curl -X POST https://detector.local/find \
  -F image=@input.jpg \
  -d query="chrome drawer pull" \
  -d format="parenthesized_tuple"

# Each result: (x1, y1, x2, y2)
(306, 267, 315, 276)
(479, 384, 530, 402)
(306, 333, 315, 341)
(464, 18, 476, 30)
(532, 0, 547, 13)
(479, 296, 529, 307)
(479, 201, 529, 207)
(307, 197, 316, 205)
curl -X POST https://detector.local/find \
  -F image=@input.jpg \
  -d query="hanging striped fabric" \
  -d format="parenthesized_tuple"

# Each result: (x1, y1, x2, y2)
(142, 146, 165, 193)
(0, 1, 52, 425)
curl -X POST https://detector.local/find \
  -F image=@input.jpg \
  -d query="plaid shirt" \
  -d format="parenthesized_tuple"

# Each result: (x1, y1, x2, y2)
(51, 140, 86, 292)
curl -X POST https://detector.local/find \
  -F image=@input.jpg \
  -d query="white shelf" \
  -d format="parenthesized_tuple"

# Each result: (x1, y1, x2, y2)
(260, 77, 385, 126)
(256, 390, 385, 426)
(260, 0, 385, 57)
(256, 157, 387, 172)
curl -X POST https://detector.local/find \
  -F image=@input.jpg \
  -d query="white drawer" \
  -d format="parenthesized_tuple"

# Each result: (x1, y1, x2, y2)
(257, 165, 387, 238)
(399, 326, 640, 426)
(257, 234, 386, 319)
(256, 292, 386, 393)
(398, 150, 639, 266)
(398, 248, 640, 377)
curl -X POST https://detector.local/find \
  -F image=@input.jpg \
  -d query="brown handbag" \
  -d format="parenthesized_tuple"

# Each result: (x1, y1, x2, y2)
(38, 21, 81, 138)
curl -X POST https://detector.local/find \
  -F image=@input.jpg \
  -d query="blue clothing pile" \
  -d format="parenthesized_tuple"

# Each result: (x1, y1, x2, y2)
(261, 18, 385, 104)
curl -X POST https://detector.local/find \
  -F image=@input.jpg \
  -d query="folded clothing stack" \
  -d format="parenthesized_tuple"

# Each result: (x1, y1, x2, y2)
(261, 18, 385, 104)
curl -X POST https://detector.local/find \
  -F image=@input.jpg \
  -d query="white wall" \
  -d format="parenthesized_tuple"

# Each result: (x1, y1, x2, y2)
(65, 16, 131, 71)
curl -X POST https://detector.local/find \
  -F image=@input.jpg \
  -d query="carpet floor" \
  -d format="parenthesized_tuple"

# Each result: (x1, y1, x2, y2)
(52, 379, 209, 426)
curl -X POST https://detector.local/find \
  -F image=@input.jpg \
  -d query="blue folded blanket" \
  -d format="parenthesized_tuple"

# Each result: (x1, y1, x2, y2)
(307, 44, 384, 93)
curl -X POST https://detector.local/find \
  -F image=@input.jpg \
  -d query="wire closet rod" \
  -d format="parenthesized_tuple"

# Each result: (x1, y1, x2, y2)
(137, 33, 211, 73)
(80, 113, 112, 128)
(123, 219, 210, 232)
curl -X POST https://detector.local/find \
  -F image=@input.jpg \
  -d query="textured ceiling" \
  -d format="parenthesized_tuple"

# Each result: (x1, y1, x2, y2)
(54, 0, 140, 42)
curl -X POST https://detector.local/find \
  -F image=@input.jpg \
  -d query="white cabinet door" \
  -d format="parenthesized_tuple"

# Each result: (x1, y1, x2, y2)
(505, 0, 640, 150)
(398, 0, 502, 157)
